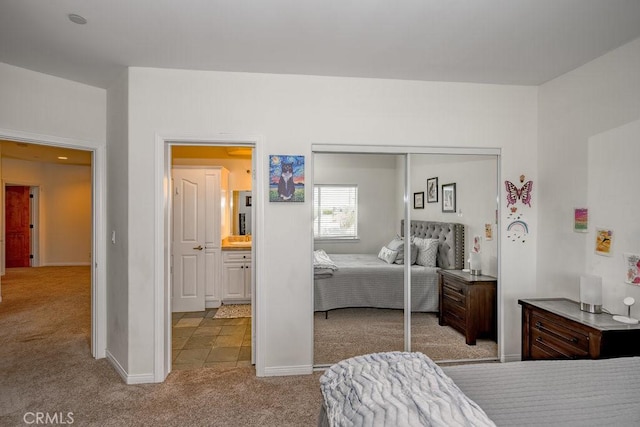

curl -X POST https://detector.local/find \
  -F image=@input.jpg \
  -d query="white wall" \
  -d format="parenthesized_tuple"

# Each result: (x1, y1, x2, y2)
(2, 158, 92, 266)
(118, 67, 537, 377)
(0, 63, 105, 143)
(537, 38, 640, 309)
(409, 155, 499, 276)
(314, 153, 401, 255)
(105, 71, 130, 372)
(587, 120, 640, 316)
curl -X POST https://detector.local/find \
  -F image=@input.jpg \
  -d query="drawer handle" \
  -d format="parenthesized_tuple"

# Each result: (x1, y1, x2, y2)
(534, 321, 579, 344)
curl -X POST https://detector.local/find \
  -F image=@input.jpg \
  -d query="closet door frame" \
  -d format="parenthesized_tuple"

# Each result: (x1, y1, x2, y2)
(311, 144, 502, 362)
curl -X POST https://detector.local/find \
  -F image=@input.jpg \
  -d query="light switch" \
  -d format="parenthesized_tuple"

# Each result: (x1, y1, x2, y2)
(111, 230, 116, 244)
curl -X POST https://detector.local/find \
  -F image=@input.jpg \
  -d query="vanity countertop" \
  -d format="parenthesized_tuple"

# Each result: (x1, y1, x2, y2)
(221, 237, 252, 251)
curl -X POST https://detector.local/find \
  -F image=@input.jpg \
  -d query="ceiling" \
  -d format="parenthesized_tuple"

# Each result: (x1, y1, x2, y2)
(0, 140, 92, 166)
(1, 1, 640, 89)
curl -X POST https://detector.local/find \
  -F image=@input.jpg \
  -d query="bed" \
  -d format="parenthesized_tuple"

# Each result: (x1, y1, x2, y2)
(314, 220, 465, 314)
(318, 351, 640, 426)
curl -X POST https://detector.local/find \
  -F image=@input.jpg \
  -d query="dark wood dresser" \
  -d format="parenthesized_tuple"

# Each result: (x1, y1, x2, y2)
(438, 270, 497, 345)
(519, 298, 640, 360)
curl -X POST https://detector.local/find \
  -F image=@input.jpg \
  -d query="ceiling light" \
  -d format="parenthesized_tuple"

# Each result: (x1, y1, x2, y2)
(68, 14, 87, 25)
(58, 156, 68, 160)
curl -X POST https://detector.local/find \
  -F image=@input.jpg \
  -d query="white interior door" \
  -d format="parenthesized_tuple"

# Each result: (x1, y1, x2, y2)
(172, 168, 206, 312)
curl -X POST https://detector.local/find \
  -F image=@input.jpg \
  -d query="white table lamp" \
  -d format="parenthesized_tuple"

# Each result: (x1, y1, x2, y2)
(469, 252, 481, 276)
(579, 275, 602, 314)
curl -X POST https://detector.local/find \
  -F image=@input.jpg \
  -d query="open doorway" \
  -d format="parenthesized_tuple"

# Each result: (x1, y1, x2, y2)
(169, 144, 255, 370)
(1, 139, 97, 356)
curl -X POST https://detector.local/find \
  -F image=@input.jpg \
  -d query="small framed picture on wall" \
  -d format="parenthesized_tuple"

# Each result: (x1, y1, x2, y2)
(427, 177, 438, 203)
(414, 192, 425, 209)
(442, 183, 456, 213)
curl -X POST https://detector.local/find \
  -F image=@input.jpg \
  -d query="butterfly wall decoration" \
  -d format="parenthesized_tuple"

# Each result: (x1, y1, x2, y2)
(505, 180, 533, 207)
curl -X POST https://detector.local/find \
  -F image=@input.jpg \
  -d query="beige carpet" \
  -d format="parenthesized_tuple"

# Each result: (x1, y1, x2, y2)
(0, 267, 322, 427)
(213, 303, 252, 319)
(314, 308, 497, 365)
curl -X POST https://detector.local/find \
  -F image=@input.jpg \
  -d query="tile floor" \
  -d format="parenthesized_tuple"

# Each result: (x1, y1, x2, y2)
(172, 309, 252, 370)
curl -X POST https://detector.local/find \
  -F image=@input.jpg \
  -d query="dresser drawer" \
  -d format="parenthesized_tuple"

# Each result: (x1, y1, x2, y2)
(442, 311, 466, 334)
(531, 312, 589, 358)
(531, 312, 589, 353)
(530, 337, 571, 359)
(223, 251, 251, 262)
(442, 297, 466, 321)
(442, 281, 466, 307)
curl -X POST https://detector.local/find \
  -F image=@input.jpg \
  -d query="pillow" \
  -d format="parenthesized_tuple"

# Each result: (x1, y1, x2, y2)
(313, 249, 338, 270)
(395, 242, 419, 265)
(385, 236, 419, 265)
(377, 246, 398, 264)
(385, 236, 405, 263)
(413, 237, 439, 267)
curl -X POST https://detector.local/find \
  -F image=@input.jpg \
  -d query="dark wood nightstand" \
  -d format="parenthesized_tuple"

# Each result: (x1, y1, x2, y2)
(438, 270, 497, 345)
(519, 298, 640, 360)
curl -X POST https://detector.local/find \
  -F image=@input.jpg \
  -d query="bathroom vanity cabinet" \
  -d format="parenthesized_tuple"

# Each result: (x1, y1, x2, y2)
(222, 250, 252, 303)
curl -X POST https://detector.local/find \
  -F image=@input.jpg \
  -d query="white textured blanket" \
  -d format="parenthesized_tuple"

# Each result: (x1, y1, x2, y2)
(320, 352, 495, 427)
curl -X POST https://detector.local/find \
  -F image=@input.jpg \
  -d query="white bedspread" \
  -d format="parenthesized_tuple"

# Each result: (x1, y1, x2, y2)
(320, 352, 495, 427)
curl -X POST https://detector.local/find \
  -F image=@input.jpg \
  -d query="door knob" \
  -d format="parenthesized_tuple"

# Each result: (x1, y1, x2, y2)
(193, 245, 203, 251)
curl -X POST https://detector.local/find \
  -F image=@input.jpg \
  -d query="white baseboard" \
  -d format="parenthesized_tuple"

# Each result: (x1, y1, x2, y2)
(501, 353, 522, 363)
(106, 349, 156, 384)
(262, 364, 313, 377)
(105, 349, 128, 383)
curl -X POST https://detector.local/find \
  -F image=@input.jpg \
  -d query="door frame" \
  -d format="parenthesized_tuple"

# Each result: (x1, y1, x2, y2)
(0, 127, 106, 358)
(155, 133, 264, 381)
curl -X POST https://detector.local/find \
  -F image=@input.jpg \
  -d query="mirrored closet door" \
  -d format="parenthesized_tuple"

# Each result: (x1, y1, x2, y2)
(313, 153, 406, 365)
(408, 153, 499, 362)
(312, 149, 500, 367)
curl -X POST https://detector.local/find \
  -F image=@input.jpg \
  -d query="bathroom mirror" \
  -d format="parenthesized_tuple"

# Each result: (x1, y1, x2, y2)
(232, 190, 252, 235)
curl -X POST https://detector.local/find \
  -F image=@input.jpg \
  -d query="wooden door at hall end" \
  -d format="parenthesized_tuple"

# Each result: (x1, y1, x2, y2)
(6, 186, 31, 268)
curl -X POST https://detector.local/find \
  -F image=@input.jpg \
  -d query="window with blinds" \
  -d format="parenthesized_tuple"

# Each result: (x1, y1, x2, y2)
(313, 185, 358, 239)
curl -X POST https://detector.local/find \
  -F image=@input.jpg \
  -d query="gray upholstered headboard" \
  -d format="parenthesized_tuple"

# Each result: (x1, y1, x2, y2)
(401, 220, 465, 270)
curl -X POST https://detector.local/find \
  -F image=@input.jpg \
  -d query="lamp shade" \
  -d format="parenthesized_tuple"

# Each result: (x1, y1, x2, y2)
(580, 274, 602, 313)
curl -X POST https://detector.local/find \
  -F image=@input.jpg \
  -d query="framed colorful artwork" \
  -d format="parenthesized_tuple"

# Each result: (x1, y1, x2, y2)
(623, 253, 640, 285)
(269, 155, 304, 202)
(574, 208, 588, 232)
(485, 223, 493, 241)
(595, 228, 613, 256)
